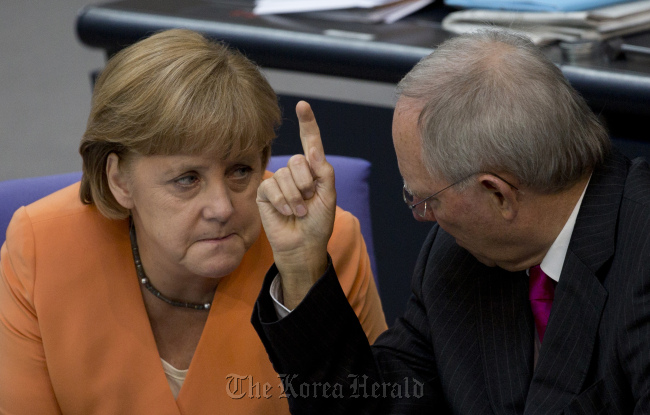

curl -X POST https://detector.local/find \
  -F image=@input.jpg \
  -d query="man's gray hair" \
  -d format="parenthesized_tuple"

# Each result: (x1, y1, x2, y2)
(396, 30, 610, 193)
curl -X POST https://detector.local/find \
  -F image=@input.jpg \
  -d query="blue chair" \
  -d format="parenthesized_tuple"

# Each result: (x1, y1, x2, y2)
(0, 155, 376, 280)
(0, 171, 83, 242)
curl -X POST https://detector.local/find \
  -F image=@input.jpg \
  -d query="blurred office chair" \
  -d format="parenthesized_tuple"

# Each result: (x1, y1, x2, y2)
(0, 155, 377, 281)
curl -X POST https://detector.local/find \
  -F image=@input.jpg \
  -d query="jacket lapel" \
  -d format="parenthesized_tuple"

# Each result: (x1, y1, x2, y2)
(525, 251, 607, 413)
(478, 267, 534, 415)
(524, 150, 627, 414)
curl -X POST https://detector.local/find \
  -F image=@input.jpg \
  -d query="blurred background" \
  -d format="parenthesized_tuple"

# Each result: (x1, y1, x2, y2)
(0, 0, 396, 181)
(0, 0, 105, 180)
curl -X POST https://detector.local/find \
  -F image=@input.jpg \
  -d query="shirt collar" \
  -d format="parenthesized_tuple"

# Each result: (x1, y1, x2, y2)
(537, 177, 590, 283)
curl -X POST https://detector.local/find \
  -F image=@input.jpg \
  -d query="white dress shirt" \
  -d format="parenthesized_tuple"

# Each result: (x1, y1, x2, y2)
(530, 179, 589, 365)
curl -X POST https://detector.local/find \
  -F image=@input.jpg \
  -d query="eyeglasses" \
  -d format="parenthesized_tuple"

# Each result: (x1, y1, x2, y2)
(402, 172, 519, 218)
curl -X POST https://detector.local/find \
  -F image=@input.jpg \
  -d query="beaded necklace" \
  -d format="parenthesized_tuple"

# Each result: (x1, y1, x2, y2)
(129, 222, 212, 311)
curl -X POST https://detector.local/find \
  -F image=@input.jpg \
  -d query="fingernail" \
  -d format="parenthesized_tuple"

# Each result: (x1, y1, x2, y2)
(282, 205, 292, 216)
(295, 205, 307, 217)
(304, 190, 314, 199)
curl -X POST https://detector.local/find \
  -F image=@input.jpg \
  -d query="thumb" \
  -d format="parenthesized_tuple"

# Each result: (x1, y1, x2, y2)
(308, 146, 335, 196)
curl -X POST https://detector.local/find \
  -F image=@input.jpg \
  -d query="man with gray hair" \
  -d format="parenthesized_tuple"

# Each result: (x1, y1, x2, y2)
(253, 30, 650, 413)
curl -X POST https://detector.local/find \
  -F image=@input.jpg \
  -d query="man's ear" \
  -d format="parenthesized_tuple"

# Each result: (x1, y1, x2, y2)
(106, 153, 135, 210)
(477, 173, 519, 221)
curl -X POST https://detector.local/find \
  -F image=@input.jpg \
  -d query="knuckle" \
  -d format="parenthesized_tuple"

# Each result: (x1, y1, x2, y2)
(257, 179, 271, 194)
(273, 167, 290, 179)
(323, 162, 335, 177)
(288, 154, 308, 169)
(269, 193, 286, 207)
(297, 179, 315, 193)
(286, 191, 304, 206)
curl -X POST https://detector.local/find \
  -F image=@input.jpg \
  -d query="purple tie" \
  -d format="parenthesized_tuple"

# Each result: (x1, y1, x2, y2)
(529, 265, 556, 343)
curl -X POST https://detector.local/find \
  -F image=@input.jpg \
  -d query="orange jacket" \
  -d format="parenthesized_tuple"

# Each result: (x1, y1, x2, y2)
(0, 179, 386, 415)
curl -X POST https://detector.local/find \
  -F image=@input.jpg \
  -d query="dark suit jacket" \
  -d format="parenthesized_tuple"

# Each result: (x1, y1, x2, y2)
(253, 149, 650, 414)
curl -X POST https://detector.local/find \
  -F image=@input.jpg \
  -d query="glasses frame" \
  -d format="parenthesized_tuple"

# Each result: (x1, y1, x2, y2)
(403, 172, 519, 218)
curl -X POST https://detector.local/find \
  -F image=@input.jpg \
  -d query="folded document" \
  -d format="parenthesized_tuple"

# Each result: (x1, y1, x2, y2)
(442, 0, 650, 44)
(253, 0, 433, 23)
(255, 0, 401, 14)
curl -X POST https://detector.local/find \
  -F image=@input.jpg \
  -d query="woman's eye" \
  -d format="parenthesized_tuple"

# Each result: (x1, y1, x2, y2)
(231, 166, 252, 179)
(175, 174, 199, 186)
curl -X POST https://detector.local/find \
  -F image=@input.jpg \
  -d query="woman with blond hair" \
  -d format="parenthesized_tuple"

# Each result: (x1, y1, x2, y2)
(0, 29, 386, 414)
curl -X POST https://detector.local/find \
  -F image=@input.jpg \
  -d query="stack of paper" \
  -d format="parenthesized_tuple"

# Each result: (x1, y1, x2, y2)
(253, 0, 434, 23)
(442, 0, 650, 44)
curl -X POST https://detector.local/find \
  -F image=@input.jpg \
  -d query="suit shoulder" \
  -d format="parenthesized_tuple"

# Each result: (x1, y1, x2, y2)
(416, 225, 478, 283)
(332, 206, 357, 227)
(23, 182, 87, 224)
(5, 183, 88, 249)
(623, 157, 650, 207)
(12, 182, 122, 248)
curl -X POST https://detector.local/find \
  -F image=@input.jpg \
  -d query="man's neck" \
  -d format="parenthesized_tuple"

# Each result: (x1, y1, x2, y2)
(508, 174, 591, 271)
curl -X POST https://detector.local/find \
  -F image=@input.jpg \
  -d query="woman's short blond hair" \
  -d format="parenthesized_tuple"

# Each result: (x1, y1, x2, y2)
(79, 29, 281, 219)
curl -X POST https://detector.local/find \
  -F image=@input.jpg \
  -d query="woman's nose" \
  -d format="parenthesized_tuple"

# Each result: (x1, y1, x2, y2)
(203, 182, 234, 222)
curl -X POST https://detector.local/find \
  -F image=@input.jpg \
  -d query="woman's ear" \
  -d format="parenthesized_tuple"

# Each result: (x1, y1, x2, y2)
(477, 174, 519, 221)
(106, 153, 135, 210)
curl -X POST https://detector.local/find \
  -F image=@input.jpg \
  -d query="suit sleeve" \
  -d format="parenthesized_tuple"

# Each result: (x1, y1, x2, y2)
(327, 207, 387, 344)
(0, 208, 62, 414)
(252, 224, 446, 414)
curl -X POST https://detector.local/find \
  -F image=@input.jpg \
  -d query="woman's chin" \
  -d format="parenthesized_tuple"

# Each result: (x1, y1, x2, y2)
(193, 252, 245, 280)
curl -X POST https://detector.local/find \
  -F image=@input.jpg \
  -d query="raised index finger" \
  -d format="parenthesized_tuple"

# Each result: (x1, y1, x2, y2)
(296, 101, 325, 163)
